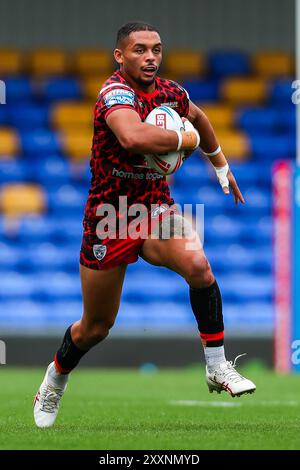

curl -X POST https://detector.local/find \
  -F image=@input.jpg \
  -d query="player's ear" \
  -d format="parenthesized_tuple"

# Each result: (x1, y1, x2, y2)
(114, 49, 123, 65)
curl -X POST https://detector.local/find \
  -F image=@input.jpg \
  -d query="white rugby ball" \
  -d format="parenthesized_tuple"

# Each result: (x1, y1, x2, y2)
(144, 105, 185, 175)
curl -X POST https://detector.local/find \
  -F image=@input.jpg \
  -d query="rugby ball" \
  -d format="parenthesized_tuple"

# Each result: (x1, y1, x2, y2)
(144, 106, 185, 175)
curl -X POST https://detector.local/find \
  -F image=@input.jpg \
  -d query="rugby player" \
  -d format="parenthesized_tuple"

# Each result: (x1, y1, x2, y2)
(34, 21, 256, 428)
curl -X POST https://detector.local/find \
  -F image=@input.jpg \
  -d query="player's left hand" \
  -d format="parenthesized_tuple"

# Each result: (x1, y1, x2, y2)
(225, 169, 245, 205)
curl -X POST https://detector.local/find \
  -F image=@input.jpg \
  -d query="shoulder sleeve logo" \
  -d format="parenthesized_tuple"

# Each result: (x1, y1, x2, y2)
(103, 88, 135, 108)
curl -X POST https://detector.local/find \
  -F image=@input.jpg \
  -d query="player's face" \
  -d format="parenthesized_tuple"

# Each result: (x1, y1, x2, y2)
(115, 31, 162, 90)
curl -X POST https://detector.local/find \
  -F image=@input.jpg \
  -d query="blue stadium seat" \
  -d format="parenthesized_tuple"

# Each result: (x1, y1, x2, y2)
(0, 272, 38, 300)
(0, 242, 21, 270)
(173, 158, 209, 187)
(208, 51, 250, 77)
(4, 77, 32, 102)
(218, 273, 273, 302)
(32, 154, 71, 187)
(7, 104, 49, 129)
(279, 107, 296, 131)
(237, 107, 296, 134)
(20, 129, 60, 156)
(17, 215, 56, 243)
(0, 106, 7, 124)
(122, 273, 187, 302)
(237, 107, 280, 132)
(181, 79, 219, 101)
(23, 243, 71, 272)
(224, 302, 273, 334)
(0, 301, 49, 330)
(228, 162, 272, 187)
(0, 159, 30, 183)
(42, 78, 82, 101)
(53, 217, 83, 244)
(205, 215, 244, 242)
(47, 184, 86, 215)
(38, 272, 81, 300)
(205, 244, 272, 273)
(249, 133, 295, 159)
(270, 79, 294, 104)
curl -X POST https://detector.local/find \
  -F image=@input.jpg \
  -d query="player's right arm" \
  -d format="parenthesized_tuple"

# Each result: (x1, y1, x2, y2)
(106, 108, 178, 154)
(106, 108, 199, 154)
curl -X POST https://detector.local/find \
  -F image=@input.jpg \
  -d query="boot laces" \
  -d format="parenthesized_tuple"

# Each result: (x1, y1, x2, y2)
(40, 384, 64, 413)
(221, 353, 247, 383)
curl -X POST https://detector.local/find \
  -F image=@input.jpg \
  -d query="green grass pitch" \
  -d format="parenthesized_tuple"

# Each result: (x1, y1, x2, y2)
(0, 364, 300, 450)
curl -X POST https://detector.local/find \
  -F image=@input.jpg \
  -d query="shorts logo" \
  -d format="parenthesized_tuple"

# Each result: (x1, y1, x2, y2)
(93, 244, 107, 261)
(104, 88, 135, 108)
(151, 204, 169, 218)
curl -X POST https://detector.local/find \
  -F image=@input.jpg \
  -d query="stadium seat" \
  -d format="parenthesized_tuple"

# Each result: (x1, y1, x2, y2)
(60, 129, 92, 160)
(271, 79, 294, 104)
(0, 159, 30, 183)
(237, 106, 295, 134)
(0, 49, 23, 75)
(29, 49, 69, 76)
(181, 79, 219, 102)
(7, 104, 49, 130)
(32, 155, 71, 187)
(221, 77, 268, 105)
(13, 218, 55, 248)
(248, 133, 295, 159)
(164, 50, 205, 79)
(52, 102, 93, 130)
(82, 75, 110, 101)
(47, 184, 86, 215)
(20, 129, 60, 156)
(4, 77, 32, 102)
(0, 107, 7, 125)
(253, 51, 294, 78)
(74, 49, 113, 76)
(0, 128, 19, 157)
(212, 129, 249, 160)
(24, 243, 77, 272)
(236, 107, 280, 133)
(38, 272, 81, 300)
(0, 272, 39, 300)
(0, 183, 46, 216)
(0, 241, 21, 269)
(42, 78, 82, 101)
(208, 51, 250, 77)
(199, 104, 234, 130)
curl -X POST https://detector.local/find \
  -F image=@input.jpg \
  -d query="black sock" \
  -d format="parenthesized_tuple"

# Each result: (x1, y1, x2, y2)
(54, 325, 88, 374)
(189, 280, 224, 347)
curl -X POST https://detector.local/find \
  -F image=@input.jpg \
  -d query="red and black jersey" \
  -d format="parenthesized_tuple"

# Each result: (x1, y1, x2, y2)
(84, 70, 189, 220)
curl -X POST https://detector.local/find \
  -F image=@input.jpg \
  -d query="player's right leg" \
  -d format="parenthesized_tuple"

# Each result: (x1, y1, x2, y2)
(33, 263, 127, 428)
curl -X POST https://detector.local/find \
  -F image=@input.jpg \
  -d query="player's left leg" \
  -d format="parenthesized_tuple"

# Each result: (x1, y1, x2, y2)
(140, 216, 256, 397)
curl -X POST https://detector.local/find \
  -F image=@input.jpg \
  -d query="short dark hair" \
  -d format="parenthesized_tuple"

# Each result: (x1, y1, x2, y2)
(116, 21, 159, 47)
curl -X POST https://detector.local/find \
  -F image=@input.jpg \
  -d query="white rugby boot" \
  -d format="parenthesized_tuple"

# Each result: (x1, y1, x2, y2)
(206, 354, 256, 397)
(33, 362, 68, 428)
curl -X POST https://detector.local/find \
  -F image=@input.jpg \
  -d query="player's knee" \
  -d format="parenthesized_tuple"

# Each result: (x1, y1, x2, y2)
(84, 319, 115, 345)
(184, 255, 214, 288)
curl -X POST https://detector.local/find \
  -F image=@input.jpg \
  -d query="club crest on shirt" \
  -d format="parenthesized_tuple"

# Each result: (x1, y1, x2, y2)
(93, 244, 107, 261)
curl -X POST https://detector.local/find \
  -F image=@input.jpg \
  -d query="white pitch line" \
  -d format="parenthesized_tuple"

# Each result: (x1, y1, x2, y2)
(169, 400, 241, 408)
(169, 400, 299, 408)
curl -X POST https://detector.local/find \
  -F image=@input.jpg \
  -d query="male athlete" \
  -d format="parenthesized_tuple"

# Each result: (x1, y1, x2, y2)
(34, 22, 256, 428)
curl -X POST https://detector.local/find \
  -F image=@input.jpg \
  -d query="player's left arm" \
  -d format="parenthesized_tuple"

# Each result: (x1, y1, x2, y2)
(187, 100, 245, 205)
